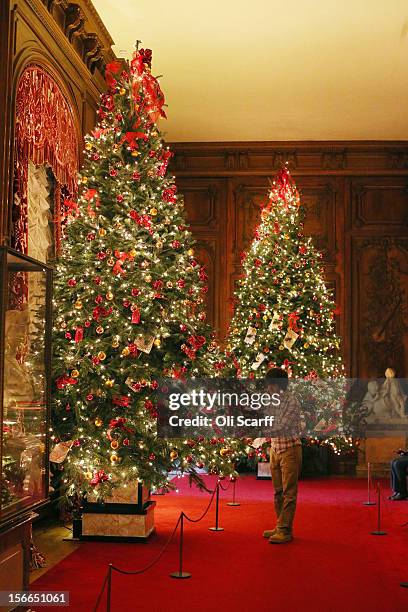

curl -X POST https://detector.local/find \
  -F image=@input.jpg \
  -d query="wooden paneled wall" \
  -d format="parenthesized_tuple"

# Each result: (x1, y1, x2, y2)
(169, 142, 408, 378)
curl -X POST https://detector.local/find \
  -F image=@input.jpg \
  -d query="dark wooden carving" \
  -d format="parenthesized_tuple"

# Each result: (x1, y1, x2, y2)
(352, 238, 408, 377)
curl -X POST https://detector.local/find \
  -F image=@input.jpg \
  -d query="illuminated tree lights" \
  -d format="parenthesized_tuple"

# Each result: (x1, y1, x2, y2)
(52, 46, 245, 499)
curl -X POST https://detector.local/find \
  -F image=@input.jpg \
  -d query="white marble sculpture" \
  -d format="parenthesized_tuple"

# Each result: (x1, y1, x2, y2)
(364, 368, 407, 424)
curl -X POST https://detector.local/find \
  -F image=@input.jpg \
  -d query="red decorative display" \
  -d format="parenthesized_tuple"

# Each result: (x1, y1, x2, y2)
(13, 66, 79, 254)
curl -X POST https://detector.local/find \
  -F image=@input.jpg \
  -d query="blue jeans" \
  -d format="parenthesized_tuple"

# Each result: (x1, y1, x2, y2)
(390, 456, 408, 496)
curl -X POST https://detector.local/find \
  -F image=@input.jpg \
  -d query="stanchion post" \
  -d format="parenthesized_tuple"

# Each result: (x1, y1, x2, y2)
(227, 478, 240, 507)
(363, 462, 375, 506)
(209, 482, 224, 531)
(170, 513, 191, 579)
(401, 582, 408, 588)
(106, 564, 112, 612)
(371, 483, 387, 536)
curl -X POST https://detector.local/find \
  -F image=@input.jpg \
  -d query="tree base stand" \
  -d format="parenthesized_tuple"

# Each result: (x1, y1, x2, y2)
(227, 502, 240, 507)
(80, 483, 155, 541)
(400, 582, 408, 588)
(371, 531, 387, 536)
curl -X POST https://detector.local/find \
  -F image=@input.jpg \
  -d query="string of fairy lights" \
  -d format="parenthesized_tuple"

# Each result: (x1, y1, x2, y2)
(51, 48, 247, 498)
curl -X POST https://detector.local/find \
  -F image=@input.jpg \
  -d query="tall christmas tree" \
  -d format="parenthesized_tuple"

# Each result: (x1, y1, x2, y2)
(52, 45, 243, 498)
(225, 167, 349, 438)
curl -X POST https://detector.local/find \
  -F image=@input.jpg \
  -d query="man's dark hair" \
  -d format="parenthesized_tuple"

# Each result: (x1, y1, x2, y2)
(265, 367, 288, 391)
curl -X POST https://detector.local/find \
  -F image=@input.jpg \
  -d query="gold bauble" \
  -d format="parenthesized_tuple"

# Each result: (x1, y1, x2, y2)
(106, 291, 114, 301)
(110, 453, 120, 463)
(187, 249, 194, 256)
(279, 345, 284, 351)
(119, 88, 126, 95)
(85, 142, 92, 151)
(97, 351, 106, 361)
(170, 450, 178, 460)
(112, 144, 119, 152)
(94, 417, 103, 427)
(154, 338, 161, 347)
(166, 281, 173, 288)
(145, 275, 152, 283)
(110, 440, 119, 450)
(74, 300, 82, 309)
(150, 207, 158, 216)
(107, 257, 115, 266)
(71, 369, 79, 378)
(98, 228, 106, 237)
(105, 379, 114, 388)
(131, 151, 140, 157)
(220, 448, 229, 457)
(304, 343, 310, 349)
(112, 339, 119, 348)
(85, 471, 93, 480)
(96, 326, 104, 334)
(122, 347, 130, 356)
(81, 176, 88, 184)
(156, 241, 163, 250)
(129, 249, 137, 258)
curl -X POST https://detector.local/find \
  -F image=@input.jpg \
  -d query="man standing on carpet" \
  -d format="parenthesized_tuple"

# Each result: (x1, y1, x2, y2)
(263, 368, 302, 544)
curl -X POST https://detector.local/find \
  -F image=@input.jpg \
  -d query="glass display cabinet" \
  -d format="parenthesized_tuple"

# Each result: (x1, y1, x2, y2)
(0, 247, 52, 526)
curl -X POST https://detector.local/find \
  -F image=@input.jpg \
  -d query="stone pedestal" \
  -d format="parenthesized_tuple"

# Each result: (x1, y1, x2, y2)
(79, 483, 155, 542)
(357, 435, 407, 477)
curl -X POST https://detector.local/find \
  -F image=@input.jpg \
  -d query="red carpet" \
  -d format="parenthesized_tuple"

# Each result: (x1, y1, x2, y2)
(34, 475, 408, 612)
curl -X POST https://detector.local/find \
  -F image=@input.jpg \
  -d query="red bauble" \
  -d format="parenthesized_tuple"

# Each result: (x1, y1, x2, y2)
(109, 169, 118, 177)
(116, 194, 124, 202)
(131, 287, 140, 297)
(171, 240, 181, 249)
(68, 278, 77, 287)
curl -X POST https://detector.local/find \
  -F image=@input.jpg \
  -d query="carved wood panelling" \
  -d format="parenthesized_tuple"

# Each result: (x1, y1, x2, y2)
(170, 142, 408, 177)
(194, 239, 216, 327)
(352, 238, 408, 378)
(178, 180, 221, 230)
(176, 177, 228, 336)
(351, 177, 408, 231)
